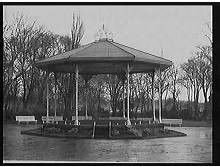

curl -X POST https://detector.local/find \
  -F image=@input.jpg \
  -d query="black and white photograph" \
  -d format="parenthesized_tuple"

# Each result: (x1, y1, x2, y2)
(3, 4, 213, 163)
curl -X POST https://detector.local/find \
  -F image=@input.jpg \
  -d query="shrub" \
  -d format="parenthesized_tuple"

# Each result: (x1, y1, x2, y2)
(127, 126, 142, 137)
(68, 127, 78, 134)
(112, 129, 120, 136)
(143, 128, 152, 136)
(159, 128, 170, 134)
(44, 127, 61, 133)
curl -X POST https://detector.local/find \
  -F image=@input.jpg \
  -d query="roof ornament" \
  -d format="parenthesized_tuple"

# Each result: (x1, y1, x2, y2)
(95, 24, 113, 42)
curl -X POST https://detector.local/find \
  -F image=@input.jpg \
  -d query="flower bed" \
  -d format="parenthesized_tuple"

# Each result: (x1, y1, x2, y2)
(41, 123, 93, 136)
(21, 123, 187, 139)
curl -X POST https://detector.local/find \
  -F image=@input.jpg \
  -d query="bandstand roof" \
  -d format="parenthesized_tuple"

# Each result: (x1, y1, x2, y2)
(35, 38, 173, 74)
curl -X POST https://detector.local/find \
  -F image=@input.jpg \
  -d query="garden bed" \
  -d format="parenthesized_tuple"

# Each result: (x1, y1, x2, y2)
(21, 123, 187, 139)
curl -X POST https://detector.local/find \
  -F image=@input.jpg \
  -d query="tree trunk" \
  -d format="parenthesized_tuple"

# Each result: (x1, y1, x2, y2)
(63, 96, 69, 120)
(141, 95, 145, 113)
(194, 90, 200, 120)
(202, 86, 208, 120)
(173, 92, 176, 112)
(160, 91, 163, 118)
(22, 75, 27, 109)
(164, 89, 168, 110)
(172, 80, 176, 113)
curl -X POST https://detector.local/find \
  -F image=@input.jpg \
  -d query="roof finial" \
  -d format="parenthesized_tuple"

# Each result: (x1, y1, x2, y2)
(94, 24, 113, 42)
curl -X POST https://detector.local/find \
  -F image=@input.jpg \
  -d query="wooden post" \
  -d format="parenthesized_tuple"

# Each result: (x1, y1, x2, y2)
(152, 70, 156, 122)
(46, 71, 49, 123)
(158, 68, 162, 123)
(74, 64, 79, 125)
(126, 63, 131, 126)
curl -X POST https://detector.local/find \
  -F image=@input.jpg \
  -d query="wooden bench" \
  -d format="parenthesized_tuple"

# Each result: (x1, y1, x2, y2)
(136, 118, 152, 124)
(42, 116, 63, 123)
(16, 116, 37, 124)
(42, 116, 54, 123)
(54, 116, 63, 122)
(72, 116, 92, 120)
(109, 117, 125, 120)
(162, 118, 182, 127)
(136, 117, 152, 121)
(53, 116, 63, 124)
(98, 117, 108, 120)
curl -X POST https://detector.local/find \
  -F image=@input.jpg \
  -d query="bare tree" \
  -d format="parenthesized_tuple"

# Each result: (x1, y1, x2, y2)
(155, 67, 172, 113)
(3, 13, 61, 122)
(179, 74, 192, 112)
(71, 13, 85, 49)
(204, 22, 212, 47)
(88, 75, 107, 119)
(129, 73, 152, 117)
(181, 57, 203, 119)
(4, 13, 46, 109)
(195, 46, 212, 119)
(55, 13, 85, 119)
(104, 74, 123, 116)
(168, 65, 181, 116)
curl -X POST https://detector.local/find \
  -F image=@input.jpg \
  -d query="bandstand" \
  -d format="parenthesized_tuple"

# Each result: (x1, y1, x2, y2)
(21, 36, 188, 139)
(35, 37, 173, 126)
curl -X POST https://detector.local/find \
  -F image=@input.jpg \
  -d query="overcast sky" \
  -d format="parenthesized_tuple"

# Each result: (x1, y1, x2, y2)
(3, 5, 212, 102)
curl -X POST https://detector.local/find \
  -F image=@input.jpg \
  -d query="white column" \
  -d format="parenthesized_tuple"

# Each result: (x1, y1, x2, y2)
(152, 71, 156, 122)
(54, 73, 57, 117)
(126, 63, 131, 126)
(123, 81, 126, 119)
(158, 68, 162, 123)
(54, 85, 57, 117)
(46, 71, 49, 122)
(74, 64, 79, 125)
(85, 88, 88, 119)
(72, 77, 74, 111)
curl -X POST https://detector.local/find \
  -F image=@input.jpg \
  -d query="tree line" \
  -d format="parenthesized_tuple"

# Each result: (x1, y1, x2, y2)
(3, 13, 212, 121)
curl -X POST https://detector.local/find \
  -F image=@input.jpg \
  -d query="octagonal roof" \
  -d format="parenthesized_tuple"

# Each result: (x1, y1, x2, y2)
(35, 38, 173, 74)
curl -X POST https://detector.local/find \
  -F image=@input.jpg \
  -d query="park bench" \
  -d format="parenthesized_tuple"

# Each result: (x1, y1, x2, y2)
(109, 117, 125, 120)
(136, 117, 152, 124)
(98, 117, 108, 120)
(42, 116, 54, 123)
(72, 116, 92, 120)
(16, 116, 37, 124)
(136, 117, 152, 121)
(54, 116, 63, 123)
(162, 118, 182, 127)
(53, 116, 63, 124)
(42, 116, 63, 123)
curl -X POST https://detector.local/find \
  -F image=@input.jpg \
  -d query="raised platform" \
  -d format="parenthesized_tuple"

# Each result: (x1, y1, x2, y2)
(21, 122, 187, 139)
